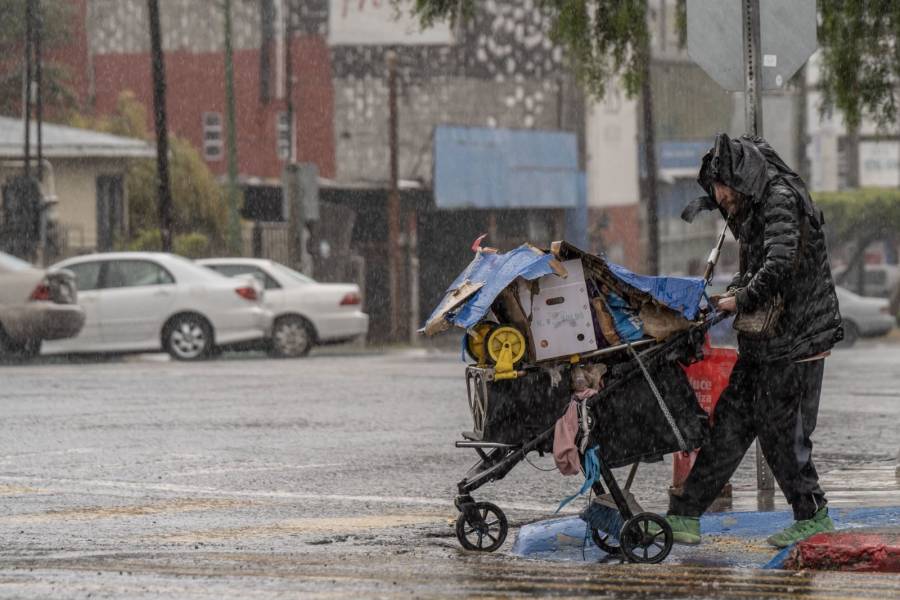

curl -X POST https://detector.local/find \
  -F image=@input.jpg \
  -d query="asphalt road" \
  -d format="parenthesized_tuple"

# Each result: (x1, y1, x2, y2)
(0, 340, 898, 598)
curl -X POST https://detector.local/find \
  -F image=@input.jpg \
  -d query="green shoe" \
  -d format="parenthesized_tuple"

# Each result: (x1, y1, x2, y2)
(649, 515, 701, 545)
(766, 508, 835, 548)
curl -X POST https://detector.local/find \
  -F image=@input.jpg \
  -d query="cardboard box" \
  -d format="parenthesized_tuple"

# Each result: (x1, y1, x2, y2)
(518, 259, 597, 361)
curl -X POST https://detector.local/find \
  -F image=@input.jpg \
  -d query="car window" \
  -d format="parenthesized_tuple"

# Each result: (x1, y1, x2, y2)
(268, 262, 315, 284)
(104, 260, 175, 289)
(206, 264, 281, 289)
(65, 261, 103, 291)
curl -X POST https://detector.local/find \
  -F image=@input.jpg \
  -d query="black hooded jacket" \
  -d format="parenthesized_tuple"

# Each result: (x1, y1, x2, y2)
(696, 134, 843, 362)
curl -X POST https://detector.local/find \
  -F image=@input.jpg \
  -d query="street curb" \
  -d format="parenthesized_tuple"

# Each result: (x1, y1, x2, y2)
(511, 506, 900, 570)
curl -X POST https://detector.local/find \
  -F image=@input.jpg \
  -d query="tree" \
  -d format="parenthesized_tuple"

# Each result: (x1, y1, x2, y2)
(818, 1, 900, 130)
(815, 189, 900, 313)
(404, 0, 672, 273)
(70, 91, 228, 251)
(0, 0, 78, 117)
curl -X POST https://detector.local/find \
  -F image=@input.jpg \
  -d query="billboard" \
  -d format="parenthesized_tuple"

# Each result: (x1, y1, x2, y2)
(328, 0, 453, 46)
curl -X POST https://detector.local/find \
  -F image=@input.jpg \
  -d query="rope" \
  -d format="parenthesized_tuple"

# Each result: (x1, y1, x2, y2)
(523, 452, 559, 472)
(627, 344, 689, 452)
(556, 446, 600, 513)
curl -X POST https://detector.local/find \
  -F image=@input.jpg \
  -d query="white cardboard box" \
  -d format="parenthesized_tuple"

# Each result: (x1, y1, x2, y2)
(518, 259, 597, 362)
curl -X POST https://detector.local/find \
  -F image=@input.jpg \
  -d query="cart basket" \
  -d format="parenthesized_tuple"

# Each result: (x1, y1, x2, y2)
(466, 368, 570, 447)
(588, 358, 709, 469)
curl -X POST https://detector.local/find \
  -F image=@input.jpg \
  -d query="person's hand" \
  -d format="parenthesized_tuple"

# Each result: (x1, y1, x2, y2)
(716, 295, 737, 313)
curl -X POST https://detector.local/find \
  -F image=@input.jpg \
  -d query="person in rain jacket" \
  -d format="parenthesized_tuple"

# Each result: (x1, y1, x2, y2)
(662, 133, 843, 548)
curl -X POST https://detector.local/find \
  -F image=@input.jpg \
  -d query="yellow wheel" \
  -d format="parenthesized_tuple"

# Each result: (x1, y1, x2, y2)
(465, 322, 493, 364)
(486, 325, 526, 367)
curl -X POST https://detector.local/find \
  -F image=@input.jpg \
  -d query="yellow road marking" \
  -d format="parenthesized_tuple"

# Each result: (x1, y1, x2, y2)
(160, 514, 448, 542)
(0, 484, 41, 496)
(0, 498, 248, 524)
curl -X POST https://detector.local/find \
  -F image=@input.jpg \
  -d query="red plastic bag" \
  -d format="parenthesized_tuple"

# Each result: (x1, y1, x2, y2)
(672, 341, 738, 487)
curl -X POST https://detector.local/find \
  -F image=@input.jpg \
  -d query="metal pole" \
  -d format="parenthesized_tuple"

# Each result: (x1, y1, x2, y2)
(742, 0, 775, 492)
(408, 210, 419, 345)
(223, 0, 242, 255)
(284, 0, 294, 164)
(640, 42, 660, 275)
(386, 50, 402, 342)
(148, 0, 174, 252)
(23, 0, 34, 179)
(35, 0, 46, 264)
(35, 0, 43, 184)
(742, 0, 763, 137)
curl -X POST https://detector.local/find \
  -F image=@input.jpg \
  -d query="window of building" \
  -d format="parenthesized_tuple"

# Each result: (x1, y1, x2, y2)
(277, 112, 293, 160)
(203, 112, 223, 161)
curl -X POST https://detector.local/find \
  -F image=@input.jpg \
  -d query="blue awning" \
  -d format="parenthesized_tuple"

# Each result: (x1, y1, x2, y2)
(433, 125, 579, 210)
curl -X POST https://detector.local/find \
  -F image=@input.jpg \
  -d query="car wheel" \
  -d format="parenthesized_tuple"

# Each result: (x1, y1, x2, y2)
(269, 316, 314, 358)
(164, 315, 213, 361)
(838, 321, 859, 348)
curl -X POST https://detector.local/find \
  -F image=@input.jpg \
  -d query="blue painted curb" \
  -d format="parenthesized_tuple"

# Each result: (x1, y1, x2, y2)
(511, 505, 900, 568)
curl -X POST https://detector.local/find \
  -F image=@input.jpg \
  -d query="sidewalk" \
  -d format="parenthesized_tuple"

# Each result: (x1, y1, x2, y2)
(512, 463, 900, 571)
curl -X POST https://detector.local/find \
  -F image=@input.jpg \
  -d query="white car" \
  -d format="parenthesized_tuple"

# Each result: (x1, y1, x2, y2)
(835, 285, 896, 346)
(46, 252, 272, 360)
(198, 258, 369, 358)
(0, 251, 85, 358)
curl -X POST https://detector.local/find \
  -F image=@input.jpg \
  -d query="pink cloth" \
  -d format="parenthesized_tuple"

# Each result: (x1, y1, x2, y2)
(553, 400, 582, 475)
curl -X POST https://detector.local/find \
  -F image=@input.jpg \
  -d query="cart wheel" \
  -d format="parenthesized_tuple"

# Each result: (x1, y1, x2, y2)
(590, 528, 622, 556)
(465, 322, 494, 364)
(485, 325, 526, 366)
(455, 502, 508, 552)
(619, 513, 673, 564)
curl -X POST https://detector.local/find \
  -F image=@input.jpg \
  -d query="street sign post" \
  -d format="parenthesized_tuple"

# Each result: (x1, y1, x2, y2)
(687, 0, 818, 491)
(687, 0, 817, 93)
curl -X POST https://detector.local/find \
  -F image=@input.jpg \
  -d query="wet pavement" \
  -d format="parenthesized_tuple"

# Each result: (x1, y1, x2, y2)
(0, 340, 898, 597)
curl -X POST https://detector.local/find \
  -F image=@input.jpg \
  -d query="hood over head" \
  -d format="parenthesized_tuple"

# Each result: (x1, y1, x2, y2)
(682, 133, 821, 228)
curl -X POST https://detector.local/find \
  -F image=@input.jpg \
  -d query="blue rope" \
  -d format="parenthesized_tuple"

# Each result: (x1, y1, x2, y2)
(556, 446, 600, 513)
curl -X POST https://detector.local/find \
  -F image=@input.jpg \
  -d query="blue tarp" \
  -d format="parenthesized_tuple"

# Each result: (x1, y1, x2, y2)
(426, 245, 707, 333)
(607, 262, 706, 320)
(430, 245, 557, 330)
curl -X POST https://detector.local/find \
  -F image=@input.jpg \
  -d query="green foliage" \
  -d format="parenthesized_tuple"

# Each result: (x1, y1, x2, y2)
(174, 232, 212, 258)
(71, 92, 228, 249)
(127, 229, 213, 259)
(818, 1, 900, 129)
(68, 91, 149, 141)
(814, 188, 900, 242)
(405, 0, 658, 100)
(127, 135, 228, 246)
(404, 0, 477, 28)
(0, 0, 79, 116)
(126, 228, 164, 252)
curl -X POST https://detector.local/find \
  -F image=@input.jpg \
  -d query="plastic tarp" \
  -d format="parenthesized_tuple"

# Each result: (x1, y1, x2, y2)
(607, 262, 706, 320)
(426, 244, 707, 333)
(427, 245, 557, 330)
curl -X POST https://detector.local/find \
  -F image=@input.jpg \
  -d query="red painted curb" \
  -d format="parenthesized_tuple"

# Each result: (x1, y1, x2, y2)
(784, 529, 900, 572)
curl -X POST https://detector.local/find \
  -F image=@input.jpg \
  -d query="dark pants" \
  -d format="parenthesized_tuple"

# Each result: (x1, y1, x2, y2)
(670, 357, 827, 521)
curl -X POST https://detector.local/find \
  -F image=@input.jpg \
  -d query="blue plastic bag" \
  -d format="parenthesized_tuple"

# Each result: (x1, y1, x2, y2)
(606, 293, 643, 342)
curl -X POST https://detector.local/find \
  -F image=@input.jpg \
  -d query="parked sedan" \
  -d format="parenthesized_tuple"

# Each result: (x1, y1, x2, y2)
(0, 251, 85, 358)
(198, 258, 369, 358)
(836, 285, 896, 346)
(46, 252, 272, 360)
(707, 285, 895, 349)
